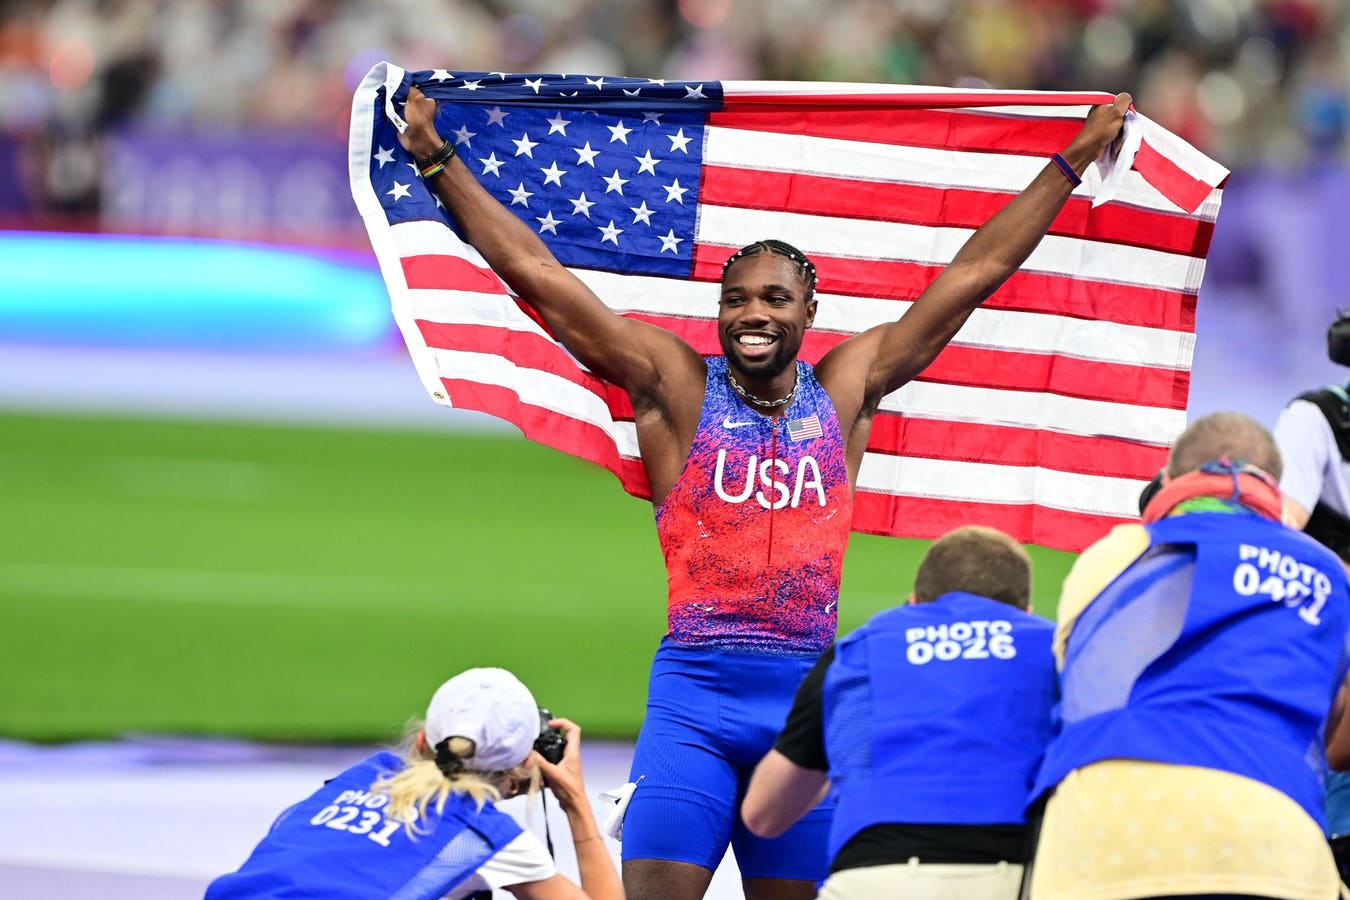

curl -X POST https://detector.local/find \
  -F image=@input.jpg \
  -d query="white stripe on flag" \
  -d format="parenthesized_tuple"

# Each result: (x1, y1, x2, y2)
(703, 125, 1204, 216)
(884, 381, 1186, 445)
(857, 453, 1143, 517)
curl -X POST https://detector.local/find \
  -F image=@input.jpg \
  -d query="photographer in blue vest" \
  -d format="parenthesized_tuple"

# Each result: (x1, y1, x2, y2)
(1028, 412, 1350, 899)
(206, 667, 622, 900)
(740, 525, 1057, 900)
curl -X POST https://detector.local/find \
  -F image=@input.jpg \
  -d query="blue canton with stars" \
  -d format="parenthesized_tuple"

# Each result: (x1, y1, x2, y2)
(367, 70, 724, 278)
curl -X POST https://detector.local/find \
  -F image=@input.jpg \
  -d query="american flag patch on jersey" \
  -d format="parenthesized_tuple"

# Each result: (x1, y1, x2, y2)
(787, 415, 823, 442)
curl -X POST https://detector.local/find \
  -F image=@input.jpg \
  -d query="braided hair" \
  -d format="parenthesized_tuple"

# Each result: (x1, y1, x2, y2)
(721, 239, 818, 301)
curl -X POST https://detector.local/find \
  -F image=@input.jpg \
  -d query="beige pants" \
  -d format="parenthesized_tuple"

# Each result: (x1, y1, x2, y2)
(818, 859, 1024, 900)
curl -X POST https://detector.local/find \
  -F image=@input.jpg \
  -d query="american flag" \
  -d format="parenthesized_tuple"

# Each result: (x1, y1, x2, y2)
(787, 415, 824, 443)
(350, 63, 1227, 553)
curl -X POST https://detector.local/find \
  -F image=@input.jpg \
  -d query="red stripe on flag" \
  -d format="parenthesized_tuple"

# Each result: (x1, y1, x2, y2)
(865, 415, 1168, 481)
(691, 245, 1197, 332)
(439, 377, 651, 498)
(402, 254, 507, 294)
(710, 107, 1086, 157)
(1132, 139, 1217, 214)
(698, 165, 1215, 258)
(852, 491, 1134, 553)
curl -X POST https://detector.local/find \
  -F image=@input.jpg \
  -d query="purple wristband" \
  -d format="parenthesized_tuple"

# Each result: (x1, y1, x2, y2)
(1051, 152, 1082, 188)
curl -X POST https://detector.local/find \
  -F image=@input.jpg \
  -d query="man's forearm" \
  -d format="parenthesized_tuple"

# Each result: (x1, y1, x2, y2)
(409, 135, 561, 295)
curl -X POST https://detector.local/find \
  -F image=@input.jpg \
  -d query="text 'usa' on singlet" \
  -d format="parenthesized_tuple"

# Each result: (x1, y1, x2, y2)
(655, 357, 852, 654)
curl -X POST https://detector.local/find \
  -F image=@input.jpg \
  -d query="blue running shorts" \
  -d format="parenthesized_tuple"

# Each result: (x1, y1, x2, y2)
(621, 640, 834, 881)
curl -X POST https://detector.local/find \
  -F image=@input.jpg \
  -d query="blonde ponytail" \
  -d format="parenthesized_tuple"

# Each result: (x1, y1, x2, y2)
(372, 725, 535, 836)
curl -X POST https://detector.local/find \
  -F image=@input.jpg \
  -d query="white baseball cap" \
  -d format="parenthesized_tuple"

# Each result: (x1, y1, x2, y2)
(424, 668, 540, 773)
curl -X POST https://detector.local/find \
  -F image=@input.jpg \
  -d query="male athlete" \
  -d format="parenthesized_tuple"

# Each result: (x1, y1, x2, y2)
(398, 85, 1129, 900)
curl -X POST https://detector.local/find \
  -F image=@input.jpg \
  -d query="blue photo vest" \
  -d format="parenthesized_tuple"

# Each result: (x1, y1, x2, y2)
(206, 752, 524, 899)
(1032, 512, 1350, 827)
(823, 592, 1057, 862)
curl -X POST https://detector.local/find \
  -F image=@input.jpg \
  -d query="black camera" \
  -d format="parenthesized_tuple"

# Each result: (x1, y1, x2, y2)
(534, 707, 567, 764)
(1329, 309, 1350, 367)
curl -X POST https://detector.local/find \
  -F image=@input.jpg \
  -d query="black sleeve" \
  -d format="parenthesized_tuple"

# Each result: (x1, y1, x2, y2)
(773, 644, 834, 772)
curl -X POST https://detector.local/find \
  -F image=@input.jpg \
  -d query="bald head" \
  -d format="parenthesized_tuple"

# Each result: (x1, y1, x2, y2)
(1166, 411, 1282, 480)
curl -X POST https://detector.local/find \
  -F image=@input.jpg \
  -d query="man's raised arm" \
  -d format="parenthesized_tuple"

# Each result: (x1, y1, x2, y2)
(397, 86, 699, 395)
(816, 93, 1132, 423)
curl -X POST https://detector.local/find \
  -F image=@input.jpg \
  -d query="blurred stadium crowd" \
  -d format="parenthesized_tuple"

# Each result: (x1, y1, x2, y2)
(1, 0, 1348, 221)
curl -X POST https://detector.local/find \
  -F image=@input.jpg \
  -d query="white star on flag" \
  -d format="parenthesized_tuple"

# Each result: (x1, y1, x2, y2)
(508, 182, 533, 206)
(607, 120, 632, 144)
(667, 128, 692, 153)
(524, 77, 544, 93)
(461, 79, 481, 91)
(569, 193, 595, 217)
(585, 76, 606, 90)
(479, 152, 505, 176)
(634, 150, 660, 175)
(658, 229, 683, 253)
(452, 125, 476, 146)
(387, 181, 411, 200)
(485, 107, 509, 126)
(572, 142, 600, 166)
(663, 179, 688, 203)
(373, 146, 395, 167)
(684, 83, 706, 99)
(603, 170, 629, 195)
(536, 210, 561, 234)
(546, 112, 571, 135)
(512, 133, 539, 157)
(623, 88, 641, 98)
(630, 201, 655, 225)
(642, 112, 663, 124)
(430, 69, 452, 81)
(540, 161, 566, 186)
(598, 220, 624, 245)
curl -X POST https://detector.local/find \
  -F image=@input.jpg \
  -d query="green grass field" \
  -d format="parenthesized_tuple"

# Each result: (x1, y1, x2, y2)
(0, 410, 1076, 742)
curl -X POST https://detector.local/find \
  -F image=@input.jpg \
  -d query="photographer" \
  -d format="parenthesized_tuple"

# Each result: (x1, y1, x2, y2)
(740, 526, 1056, 900)
(1029, 412, 1349, 899)
(205, 667, 622, 900)
(1274, 310, 1350, 877)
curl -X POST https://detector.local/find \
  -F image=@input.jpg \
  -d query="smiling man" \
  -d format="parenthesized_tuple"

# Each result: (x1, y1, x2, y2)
(397, 85, 1129, 900)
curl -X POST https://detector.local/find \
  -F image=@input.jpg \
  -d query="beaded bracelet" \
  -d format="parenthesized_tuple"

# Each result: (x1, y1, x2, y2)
(1051, 152, 1082, 188)
(417, 139, 456, 178)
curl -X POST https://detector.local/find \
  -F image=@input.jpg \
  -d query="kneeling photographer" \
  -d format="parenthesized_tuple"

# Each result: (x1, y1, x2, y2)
(206, 667, 622, 900)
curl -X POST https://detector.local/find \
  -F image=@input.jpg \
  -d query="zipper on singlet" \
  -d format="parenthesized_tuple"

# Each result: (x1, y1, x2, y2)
(767, 421, 777, 565)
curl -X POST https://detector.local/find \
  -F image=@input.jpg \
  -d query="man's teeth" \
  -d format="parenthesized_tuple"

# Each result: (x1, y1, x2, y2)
(739, 335, 772, 346)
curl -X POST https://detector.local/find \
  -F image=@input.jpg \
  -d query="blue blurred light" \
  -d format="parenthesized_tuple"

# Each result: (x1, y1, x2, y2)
(0, 231, 393, 352)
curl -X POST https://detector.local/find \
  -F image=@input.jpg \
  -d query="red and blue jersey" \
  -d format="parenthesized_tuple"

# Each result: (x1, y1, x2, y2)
(655, 357, 852, 654)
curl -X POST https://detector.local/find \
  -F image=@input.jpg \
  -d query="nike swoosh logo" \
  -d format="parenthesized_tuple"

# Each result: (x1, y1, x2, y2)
(722, 416, 756, 429)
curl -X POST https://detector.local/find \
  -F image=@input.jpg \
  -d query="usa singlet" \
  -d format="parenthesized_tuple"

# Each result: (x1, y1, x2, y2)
(655, 356, 852, 654)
